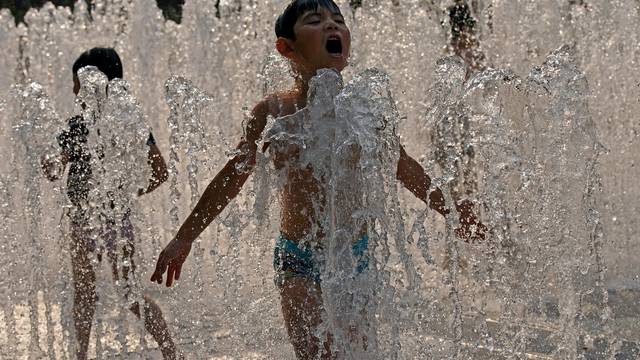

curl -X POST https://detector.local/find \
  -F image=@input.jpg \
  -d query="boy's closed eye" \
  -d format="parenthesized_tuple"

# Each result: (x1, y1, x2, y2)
(302, 12, 344, 25)
(304, 14, 321, 24)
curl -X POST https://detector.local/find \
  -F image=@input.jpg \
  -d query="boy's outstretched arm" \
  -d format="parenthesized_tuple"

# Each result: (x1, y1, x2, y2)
(396, 145, 486, 242)
(396, 145, 449, 215)
(151, 100, 269, 287)
(138, 140, 169, 195)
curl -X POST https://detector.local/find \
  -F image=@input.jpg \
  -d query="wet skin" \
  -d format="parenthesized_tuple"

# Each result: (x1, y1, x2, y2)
(266, 92, 323, 241)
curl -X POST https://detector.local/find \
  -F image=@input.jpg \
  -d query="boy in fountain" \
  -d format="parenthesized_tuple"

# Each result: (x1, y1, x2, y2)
(150, 1, 486, 358)
(41, 48, 179, 360)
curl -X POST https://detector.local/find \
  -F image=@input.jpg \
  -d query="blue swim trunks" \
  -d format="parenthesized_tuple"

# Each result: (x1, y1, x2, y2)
(273, 235, 370, 287)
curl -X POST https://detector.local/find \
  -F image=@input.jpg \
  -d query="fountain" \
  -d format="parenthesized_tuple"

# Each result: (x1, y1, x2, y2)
(0, 0, 638, 359)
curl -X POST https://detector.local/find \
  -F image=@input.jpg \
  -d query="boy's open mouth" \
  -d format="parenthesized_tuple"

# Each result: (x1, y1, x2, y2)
(326, 38, 343, 55)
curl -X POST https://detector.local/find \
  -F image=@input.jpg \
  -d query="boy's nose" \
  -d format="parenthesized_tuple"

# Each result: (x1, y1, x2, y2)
(324, 19, 339, 30)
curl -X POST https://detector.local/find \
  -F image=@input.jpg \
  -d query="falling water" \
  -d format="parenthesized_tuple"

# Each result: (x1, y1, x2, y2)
(0, 0, 639, 359)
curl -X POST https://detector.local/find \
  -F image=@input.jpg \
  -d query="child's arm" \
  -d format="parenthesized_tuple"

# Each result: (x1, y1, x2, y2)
(396, 145, 486, 242)
(396, 145, 448, 216)
(151, 100, 269, 287)
(138, 136, 169, 195)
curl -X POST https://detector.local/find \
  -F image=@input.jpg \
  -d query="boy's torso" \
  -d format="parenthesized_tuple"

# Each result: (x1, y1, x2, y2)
(263, 92, 365, 244)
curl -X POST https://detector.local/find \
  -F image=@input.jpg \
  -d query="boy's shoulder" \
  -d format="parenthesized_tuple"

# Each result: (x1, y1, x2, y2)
(254, 91, 301, 119)
(246, 91, 302, 139)
(245, 94, 281, 137)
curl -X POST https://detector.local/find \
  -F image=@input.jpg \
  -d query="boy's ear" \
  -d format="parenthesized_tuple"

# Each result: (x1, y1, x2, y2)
(276, 37, 296, 59)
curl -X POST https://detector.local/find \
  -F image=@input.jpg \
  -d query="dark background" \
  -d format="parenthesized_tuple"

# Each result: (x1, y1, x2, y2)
(0, 0, 367, 25)
(0, 0, 185, 24)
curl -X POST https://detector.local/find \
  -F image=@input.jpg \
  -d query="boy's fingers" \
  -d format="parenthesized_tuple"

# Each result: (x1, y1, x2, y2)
(151, 253, 168, 284)
(175, 264, 182, 281)
(151, 270, 163, 284)
(165, 265, 172, 287)
(150, 266, 159, 283)
(166, 264, 176, 287)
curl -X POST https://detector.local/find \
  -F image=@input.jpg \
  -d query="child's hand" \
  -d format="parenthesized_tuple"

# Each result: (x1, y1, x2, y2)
(151, 238, 192, 287)
(454, 199, 487, 243)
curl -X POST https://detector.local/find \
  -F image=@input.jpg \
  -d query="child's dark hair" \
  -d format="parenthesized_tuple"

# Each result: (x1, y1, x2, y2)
(72, 47, 123, 81)
(275, 0, 342, 40)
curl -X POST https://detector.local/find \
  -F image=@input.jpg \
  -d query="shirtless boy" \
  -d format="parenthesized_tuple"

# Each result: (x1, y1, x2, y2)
(150, 1, 485, 358)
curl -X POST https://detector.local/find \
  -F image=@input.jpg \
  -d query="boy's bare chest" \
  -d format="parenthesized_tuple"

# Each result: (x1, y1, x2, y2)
(271, 139, 304, 169)
(265, 98, 361, 178)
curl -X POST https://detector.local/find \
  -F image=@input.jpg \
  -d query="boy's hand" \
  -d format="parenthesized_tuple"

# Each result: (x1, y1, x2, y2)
(151, 238, 192, 287)
(454, 199, 487, 243)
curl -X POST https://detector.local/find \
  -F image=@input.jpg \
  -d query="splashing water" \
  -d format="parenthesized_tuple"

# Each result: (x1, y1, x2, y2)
(0, 1, 638, 359)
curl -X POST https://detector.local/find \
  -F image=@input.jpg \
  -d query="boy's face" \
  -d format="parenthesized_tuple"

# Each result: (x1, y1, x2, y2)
(278, 6, 351, 76)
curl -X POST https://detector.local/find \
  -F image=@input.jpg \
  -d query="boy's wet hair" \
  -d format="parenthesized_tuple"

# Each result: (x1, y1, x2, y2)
(275, 0, 342, 40)
(72, 47, 123, 81)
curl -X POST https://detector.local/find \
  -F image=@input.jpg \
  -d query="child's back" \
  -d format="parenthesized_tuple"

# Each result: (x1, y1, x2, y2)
(42, 47, 178, 360)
